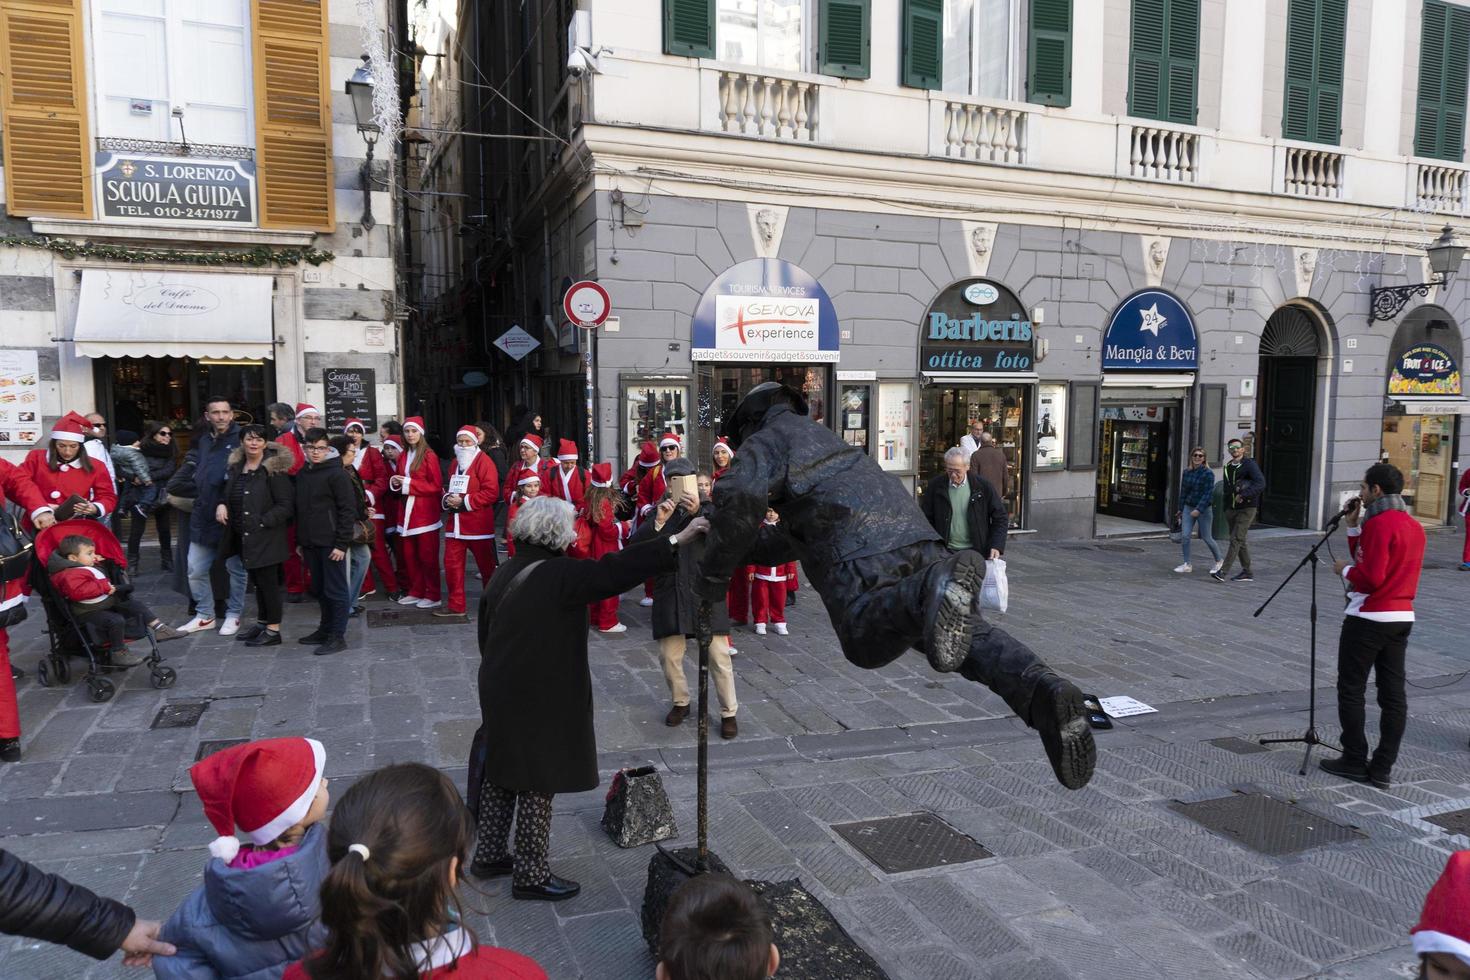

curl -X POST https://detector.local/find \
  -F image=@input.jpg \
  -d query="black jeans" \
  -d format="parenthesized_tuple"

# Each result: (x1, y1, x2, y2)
(301, 546, 350, 636)
(248, 564, 284, 625)
(79, 597, 155, 651)
(1336, 616, 1411, 778)
(125, 505, 173, 562)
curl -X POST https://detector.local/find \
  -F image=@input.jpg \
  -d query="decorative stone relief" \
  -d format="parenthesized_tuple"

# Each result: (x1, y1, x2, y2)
(1293, 248, 1318, 298)
(746, 204, 789, 258)
(1143, 237, 1170, 288)
(960, 221, 998, 277)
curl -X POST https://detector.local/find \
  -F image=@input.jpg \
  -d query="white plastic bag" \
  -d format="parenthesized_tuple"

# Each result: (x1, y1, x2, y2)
(980, 557, 1009, 613)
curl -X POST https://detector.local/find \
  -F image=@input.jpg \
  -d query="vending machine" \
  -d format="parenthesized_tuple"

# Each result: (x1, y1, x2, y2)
(1097, 417, 1169, 523)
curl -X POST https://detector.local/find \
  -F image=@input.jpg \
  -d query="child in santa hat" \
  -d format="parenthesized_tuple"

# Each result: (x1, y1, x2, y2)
(155, 737, 330, 980)
(1413, 850, 1470, 980)
(505, 472, 541, 558)
(581, 462, 632, 633)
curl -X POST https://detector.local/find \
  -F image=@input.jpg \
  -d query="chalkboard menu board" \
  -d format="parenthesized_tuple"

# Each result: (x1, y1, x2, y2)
(323, 368, 376, 432)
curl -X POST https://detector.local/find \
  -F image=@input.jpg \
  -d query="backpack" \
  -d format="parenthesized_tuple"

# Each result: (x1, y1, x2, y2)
(0, 509, 34, 628)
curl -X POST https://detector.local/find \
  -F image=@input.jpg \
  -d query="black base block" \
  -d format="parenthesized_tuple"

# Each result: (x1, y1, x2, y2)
(641, 847, 733, 955)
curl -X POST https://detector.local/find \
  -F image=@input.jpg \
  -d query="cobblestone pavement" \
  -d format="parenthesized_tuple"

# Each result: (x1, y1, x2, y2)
(2, 527, 1469, 979)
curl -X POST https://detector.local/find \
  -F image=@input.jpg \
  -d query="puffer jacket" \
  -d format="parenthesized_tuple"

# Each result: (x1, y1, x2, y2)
(166, 450, 200, 513)
(154, 825, 329, 980)
(47, 550, 119, 616)
(0, 847, 135, 960)
(219, 443, 295, 569)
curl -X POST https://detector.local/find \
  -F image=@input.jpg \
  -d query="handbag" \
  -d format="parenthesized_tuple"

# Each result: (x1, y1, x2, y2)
(351, 519, 375, 546)
(980, 557, 1009, 613)
(0, 509, 34, 628)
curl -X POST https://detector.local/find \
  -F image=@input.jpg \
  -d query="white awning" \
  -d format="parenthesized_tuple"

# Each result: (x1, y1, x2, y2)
(1102, 372, 1196, 388)
(73, 270, 274, 359)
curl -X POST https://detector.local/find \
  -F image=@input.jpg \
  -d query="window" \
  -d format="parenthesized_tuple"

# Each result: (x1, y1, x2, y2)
(1415, 0, 1470, 162)
(91, 0, 253, 147)
(1282, 0, 1345, 145)
(1127, 0, 1199, 125)
(1026, 0, 1070, 106)
(1035, 383, 1066, 469)
(939, 0, 1014, 99)
(1066, 380, 1098, 470)
(664, 0, 869, 76)
(717, 0, 805, 71)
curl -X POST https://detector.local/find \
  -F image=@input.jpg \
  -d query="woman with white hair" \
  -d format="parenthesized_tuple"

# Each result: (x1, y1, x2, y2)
(469, 495, 707, 902)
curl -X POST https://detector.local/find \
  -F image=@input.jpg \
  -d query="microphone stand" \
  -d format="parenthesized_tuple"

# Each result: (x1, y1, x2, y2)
(1255, 514, 1347, 774)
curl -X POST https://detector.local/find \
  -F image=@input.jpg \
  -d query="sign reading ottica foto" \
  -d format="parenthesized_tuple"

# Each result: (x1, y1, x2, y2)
(692, 259, 840, 363)
(1102, 289, 1199, 371)
(96, 152, 257, 225)
(919, 278, 1035, 373)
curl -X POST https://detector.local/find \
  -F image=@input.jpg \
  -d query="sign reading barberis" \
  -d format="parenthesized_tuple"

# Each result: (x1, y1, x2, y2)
(96, 151, 257, 225)
(919, 278, 1036, 372)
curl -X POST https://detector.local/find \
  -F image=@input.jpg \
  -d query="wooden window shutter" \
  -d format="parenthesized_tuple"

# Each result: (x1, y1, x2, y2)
(663, 0, 714, 58)
(1281, 0, 1316, 140)
(252, 0, 334, 231)
(1026, 0, 1072, 108)
(902, 0, 943, 89)
(819, 0, 870, 79)
(1443, 5, 1470, 160)
(1312, 0, 1346, 145)
(1128, 0, 1167, 119)
(0, 0, 91, 218)
(1128, 0, 1198, 124)
(1282, 0, 1345, 145)
(1163, 0, 1198, 124)
(1418, 0, 1470, 160)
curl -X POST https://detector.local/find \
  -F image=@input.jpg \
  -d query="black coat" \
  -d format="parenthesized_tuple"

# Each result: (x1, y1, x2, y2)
(630, 502, 730, 638)
(140, 440, 177, 488)
(293, 460, 356, 551)
(476, 537, 678, 794)
(0, 847, 135, 960)
(219, 443, 295, 569)
(190, 423, 242, 547)
(920, 473, 1008, 555)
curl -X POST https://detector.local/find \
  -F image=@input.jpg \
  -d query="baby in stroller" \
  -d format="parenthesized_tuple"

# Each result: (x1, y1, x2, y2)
(47, 533, 182, 665)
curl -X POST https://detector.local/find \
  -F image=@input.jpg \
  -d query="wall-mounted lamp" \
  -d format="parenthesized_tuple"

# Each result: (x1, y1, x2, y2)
(1369, 225, 1464, 323)
(346, 55, 380, 230)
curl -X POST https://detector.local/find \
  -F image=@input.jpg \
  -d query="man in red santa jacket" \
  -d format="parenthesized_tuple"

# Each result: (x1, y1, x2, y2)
(502, 434, 555, 503)
(440, 425, 500, 616)
(1324, 462, 1426, 790)
(547, 439, 588, 510)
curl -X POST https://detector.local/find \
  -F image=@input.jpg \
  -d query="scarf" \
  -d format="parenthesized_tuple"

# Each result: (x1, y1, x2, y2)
(1363, 494, 1407, 523)
(141, 440, 175, 460)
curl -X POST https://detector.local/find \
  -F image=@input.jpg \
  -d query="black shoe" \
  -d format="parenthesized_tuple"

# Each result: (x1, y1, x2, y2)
(512, 875, 580, 902)
(126, 552, 140, 568)
(386, 591, 406, 603)
(160, 557, 173, 573)
(313, 635, 347, 656)
(1231, 571, 1254, 582)
(10, 664, 22, 681)
(297, 629, 329, 645)
(786, 593, 796, 607)
(470, 856, 515, 879)
(236, 623, 267, 643)
(285, 592, 307, 604)
(1029, 673, 1097, 790)
(1319, 757, 1371, 784)
(0, 738, 19, 763)
(245, 629, 281, 648)
(1209, 571, 1225, 582)
(921, 550, 985, 673)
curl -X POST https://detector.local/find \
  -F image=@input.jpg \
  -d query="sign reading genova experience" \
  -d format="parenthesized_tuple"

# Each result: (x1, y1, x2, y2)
(919, 278, 1035, 373)
(692, 259, 840, 363)
(1102, 289, 1199, 371)
(96, 152, 257, 225)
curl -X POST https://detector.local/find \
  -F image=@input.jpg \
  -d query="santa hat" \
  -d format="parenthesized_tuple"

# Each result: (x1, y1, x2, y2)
(590, 462, 613, 487)
(1413, 851, 1470, 966)
(191, 737, 326, 863)
(520, 434, 544, 452)
(517, 472, 541, 486)
(557, 439, 579, 461)
(343, 418, 368, 434)
(402, 416, 426, 434)
(383, 435, 405, 450)
(713, 437, 734, 458)
(637, 442, 659, 467)
(456, 425, 482, 444)
(659, 432, 681, 449)
(295, 403, 321, 418)
(50, 412, 92, 444)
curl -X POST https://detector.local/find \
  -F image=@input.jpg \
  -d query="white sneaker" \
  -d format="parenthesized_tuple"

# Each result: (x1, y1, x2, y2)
(415, 598, 440, 609)
(639, 596, 654, 607)
(398, 595, 422, 605)
(755, 623, 767, 635)
(1210, 562, 1223, 575)
(218, 617, 241, 636)
(177, 616, 215, 634)
(598, 623, 628, 634)
(727, 645, 738, 656)
(773, 622, 788, 635)
(1173, 563, 1192, 574)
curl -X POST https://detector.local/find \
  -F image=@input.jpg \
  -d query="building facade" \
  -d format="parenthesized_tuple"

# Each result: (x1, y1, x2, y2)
(0, 0, 403, 462)
(439, 0, 1470, 539)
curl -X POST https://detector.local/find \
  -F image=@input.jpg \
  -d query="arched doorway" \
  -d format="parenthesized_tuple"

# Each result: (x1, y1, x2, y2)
(1256, 305, 1322, 528)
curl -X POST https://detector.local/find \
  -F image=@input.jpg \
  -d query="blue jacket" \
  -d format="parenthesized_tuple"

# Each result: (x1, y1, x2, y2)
(154, 825, 328, 980)
(190, 423, 242, 547)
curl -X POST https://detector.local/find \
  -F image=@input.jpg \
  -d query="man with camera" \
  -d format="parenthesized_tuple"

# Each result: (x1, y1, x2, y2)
(1322, 463, 1425, 790)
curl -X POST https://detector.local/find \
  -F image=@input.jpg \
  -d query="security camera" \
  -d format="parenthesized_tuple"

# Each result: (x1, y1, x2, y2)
(567, 47, 598, 76)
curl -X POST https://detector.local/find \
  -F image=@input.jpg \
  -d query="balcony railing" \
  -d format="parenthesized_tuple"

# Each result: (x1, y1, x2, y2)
(939, 100, 1027, 164)
(1128, 125, 1200, 183)
(716, 70, 817, 141)
(1415, 162, 1468, 213)
(1282, 145, 1344, 198)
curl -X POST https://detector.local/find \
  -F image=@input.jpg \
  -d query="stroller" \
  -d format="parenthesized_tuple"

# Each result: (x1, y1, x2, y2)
(29, 519, 177, 702)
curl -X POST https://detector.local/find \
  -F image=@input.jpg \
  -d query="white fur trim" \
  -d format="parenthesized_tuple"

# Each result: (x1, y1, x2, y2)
(242, 738, 325, 845)
(402, 421, 424, 433)
(1414, 930, 1470, 966)
(296, 406, 321, 418)
(30, 506, 55, 521)
(49, 430, 85, 443)
(519, 436, 540, 450)
(209, 836, 242, 863)
(0, 591, 29, 613)
(344, 421, 367, 433)
(659, 436, 680, 448)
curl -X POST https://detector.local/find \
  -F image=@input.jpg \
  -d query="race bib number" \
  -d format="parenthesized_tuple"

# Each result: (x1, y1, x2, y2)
(448, 474, 470, 495)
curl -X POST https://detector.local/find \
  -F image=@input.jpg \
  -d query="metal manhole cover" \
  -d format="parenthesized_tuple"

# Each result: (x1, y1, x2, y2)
(1425, 808, 1470, 838)
(1208, 736, 1272, 755)
(1169, 793, 1365, 856)
(832, 813, 992, 874)
(195, 738, 248, 762)
(152, 700, 209, 729)
(1096, 544, 1146, 553)
(366, 608, 467, 627)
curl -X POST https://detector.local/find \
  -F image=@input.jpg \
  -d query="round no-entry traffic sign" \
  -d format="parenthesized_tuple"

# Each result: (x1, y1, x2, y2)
(563, 280, 611, 328)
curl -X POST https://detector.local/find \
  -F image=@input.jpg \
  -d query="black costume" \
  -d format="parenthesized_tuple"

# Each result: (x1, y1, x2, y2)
(0, 848, 136, 959)
(699, 383, 1096, 789)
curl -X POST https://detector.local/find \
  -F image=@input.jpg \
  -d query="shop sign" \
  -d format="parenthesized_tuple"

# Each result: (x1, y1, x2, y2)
(1102, 290, 1198, 371)
(919, 278, 1035, 373)
(323, 368, 377, 433)
(0, 349, 41, 447)
(96, 151, 256, 225)
(1389, 343, 1461, 396)
(692, 259, 840, 363)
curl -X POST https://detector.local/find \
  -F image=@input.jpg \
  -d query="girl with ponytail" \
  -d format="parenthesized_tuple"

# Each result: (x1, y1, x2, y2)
(284, 763, 546, 980)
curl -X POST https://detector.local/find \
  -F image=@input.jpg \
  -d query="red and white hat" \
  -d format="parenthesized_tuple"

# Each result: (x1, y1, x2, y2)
(590, 462, 614, 487)
(295, 403, 321, 419)
(713, 437, 734, 458)
(402, 416, 426, 435)
(383, 435, 405, 450)
(659, 432, 681, 449)
(520, 433, 544, 452)
(191, 737, 326, 863)
(517, 472, 542, 486)
(1413, 851, 1470, 966)
(556, 439, 579, 461)
(343, 418, 368, 434)
(49, 412, 92, 444)
(637, 442, 659, 467)
(456, 425, 482, 443)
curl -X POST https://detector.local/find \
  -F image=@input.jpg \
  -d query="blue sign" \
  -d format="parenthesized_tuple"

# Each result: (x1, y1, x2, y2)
(1102, 289, 1199, 371)
(691, 259, 840, 363)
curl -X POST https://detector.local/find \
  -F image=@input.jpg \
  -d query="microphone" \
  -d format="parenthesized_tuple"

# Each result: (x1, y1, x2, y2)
(1326, 497, 1361, 528)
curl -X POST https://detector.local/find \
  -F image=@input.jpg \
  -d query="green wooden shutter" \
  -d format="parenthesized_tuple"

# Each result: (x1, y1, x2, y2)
(819, 0, 870, 78)
(1129, 0, 1166, 119)
(1443, 6, 1470, 159)
(1163, 0, 1198, 123)
(1281, 0, 1315, 140)
(1313, 0, 1346, 144)
(1415, 0, 1470, 160)
(663, 0, 714, 58)
(1282, 0, 1345, 144)
(902, 0, 942, 89)
(1128, 0, 1198, 124)
(1027, 0, 1072, 107)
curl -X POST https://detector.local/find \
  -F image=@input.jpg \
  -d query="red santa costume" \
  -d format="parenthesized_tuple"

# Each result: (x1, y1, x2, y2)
(581, 463, 633, 632)
(547, 439, 588, 510)
(0, 458, 49, 750)
(751, 560, 796, 629)
(635, 432, 680, 522)
(505, 473, 542, 557)
(502, 434, 556, 503)
(276, 403, 313, 598)
(379, 435, 408, 589)
(342, 419, 398, 598)
(711, 436, 751, 625)
(442, 425, 500, 615)
(393, 417, 444, 604)
(619, 441, 658, 498)
(1458, 468, 1470, 567)
(284, 933, 547, 980)
(19, 412, 117, 529)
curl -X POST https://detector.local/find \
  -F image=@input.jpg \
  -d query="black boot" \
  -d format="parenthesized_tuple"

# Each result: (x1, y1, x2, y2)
(921, 550, 985, 673)
(0, 738, 19, 763)
(1028, 673, 1097, 790)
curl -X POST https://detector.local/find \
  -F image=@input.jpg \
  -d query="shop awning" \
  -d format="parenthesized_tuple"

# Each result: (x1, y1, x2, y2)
(1102, 373, 1195, 388)
(1389, 396, 1470, 415)
(922, 372, 1039, 385)
(73, 271, 274, 360)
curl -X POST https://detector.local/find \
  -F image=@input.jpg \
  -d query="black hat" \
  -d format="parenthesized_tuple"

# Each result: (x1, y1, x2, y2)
(663, 456, 697, 478)
(723, 382, 808, 449)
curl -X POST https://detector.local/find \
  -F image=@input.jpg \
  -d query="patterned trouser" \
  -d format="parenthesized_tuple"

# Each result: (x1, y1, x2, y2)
(474, 782, 554, 887)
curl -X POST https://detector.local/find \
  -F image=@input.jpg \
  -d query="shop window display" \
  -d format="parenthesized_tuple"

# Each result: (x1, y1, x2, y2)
(919, 385, 1024, 526)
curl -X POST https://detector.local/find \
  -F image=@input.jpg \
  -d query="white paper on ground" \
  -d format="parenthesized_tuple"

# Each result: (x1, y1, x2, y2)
(1099, 696, 1157, 718)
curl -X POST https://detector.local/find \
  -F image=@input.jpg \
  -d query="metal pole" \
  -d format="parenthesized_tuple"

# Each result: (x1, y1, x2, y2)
(585, 327, 595, 463)
(695, 600, 711, 873)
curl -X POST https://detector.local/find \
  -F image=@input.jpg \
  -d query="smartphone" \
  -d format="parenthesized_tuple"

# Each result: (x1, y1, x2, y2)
(667, 474, 698, 503)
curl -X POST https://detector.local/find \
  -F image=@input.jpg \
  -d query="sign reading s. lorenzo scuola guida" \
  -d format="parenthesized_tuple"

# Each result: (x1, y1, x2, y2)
(692, 259, 839, 363)
(1103, 290, 1199, 371)
(96, 151, 257, 226)
(919, 278, 1035, 373)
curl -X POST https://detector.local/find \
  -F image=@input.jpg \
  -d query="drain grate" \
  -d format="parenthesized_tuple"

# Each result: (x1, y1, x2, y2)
(366, 608, 467, 628)
(1095, 543, 1146, 553)
(152, 700, 209, 729)
(1425, 808, 1470, 839)
(1169, 793, 1365, 856)
(194, 738, 249, 762)
(1208, 736, 1272, 755)
(832, 813, 992, 874)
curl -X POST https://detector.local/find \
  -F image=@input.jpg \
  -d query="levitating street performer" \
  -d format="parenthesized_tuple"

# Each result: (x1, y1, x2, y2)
(698, 383, 1096, 789)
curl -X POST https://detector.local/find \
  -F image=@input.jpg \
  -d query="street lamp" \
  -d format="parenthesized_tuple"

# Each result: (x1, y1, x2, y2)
(346, 54, 379, 230)
(1369, 224, 1465, 323)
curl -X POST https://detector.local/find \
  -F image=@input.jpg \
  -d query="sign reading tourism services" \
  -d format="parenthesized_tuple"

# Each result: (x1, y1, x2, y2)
(96, 151, 256, 225)
(692, 259, 839, 363)
(920, 278, 1035, 373)
(1389, 342, 1462, 396)
(1102, 289, 1198, 371)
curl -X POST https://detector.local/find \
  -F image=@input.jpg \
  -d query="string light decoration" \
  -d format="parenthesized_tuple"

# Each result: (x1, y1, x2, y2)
(0, 235, 333, 268)
(356, 0, 401, 145)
